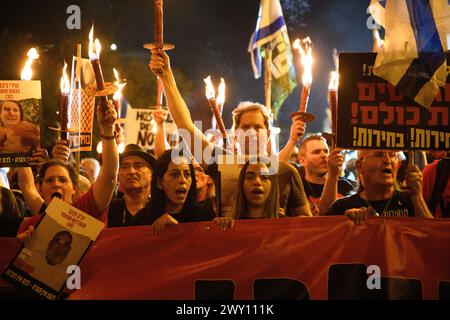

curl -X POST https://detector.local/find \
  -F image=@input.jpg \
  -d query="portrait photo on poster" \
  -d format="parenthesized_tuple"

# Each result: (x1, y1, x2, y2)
(0, 80, 42, 167)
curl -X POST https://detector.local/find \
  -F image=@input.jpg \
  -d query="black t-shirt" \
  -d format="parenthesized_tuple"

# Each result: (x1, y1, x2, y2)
(301, 176, 357, 199)
(326, 190, 416, 217)
(107, 198, 135, 228)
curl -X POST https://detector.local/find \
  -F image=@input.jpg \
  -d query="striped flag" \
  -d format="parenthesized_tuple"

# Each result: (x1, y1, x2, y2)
(248, 0, 297, 119)
(370, 0, 450, 108)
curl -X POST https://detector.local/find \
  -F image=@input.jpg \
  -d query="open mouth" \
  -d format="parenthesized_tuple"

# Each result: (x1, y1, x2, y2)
(176, 188, 187, 195)
(51, 192, 62, 199)
(381, 168, 393, 174)
(251, 188, 264, 195)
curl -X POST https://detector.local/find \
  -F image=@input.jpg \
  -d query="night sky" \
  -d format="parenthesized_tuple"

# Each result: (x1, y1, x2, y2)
(1, 0, 374, 145)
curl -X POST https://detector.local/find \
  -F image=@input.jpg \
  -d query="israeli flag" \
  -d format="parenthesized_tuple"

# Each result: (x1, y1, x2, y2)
(248, 0, 297, 119)
(371, 0, 450, 108)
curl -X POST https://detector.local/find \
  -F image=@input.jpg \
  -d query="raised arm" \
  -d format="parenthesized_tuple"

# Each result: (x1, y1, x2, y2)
(152, 108, 170, 158)
(51, 139, 70, 162)
(149, 49, 214, 159)
(16, 166, 43, 216)
(91, 101, 119, 213)
(278, 115, 305, 161)
(406, 165, 433, 218)
(318, 148, 344, 215)
(17, 148, 52, 215)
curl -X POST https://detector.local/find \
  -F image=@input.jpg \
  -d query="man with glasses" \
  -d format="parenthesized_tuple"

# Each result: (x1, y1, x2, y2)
(326, 149, 433, 224)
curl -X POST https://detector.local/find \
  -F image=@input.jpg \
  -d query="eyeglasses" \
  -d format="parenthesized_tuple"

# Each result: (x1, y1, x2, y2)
(362, 151, 399, 162)
(42, 176, 70, 185)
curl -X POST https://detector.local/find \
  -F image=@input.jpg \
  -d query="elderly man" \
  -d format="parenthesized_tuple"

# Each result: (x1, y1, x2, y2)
(326, 150, 433, 224)
(148, 49, 311, 217)
(107, 144, 155, 227)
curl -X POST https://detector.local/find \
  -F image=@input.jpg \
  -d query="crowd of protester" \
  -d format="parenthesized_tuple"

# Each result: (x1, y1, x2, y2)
(1, 49, 448, 244)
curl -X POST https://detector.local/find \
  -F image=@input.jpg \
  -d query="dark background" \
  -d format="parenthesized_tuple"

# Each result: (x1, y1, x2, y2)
(0, 0, 375, 150)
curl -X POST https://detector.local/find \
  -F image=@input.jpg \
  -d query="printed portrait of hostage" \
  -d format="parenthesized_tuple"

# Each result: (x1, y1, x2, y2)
(0, 100, 40, 153)
(44, 231, 73, 266)
(13, 229, 77, 291)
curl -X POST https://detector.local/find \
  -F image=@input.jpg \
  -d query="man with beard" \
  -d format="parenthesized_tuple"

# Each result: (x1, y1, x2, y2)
(298, 134, 356, 216)
(107, 144, 156, 227)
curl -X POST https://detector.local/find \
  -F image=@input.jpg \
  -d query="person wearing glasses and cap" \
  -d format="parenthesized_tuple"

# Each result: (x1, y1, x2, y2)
(107, 144, 156, 227)
(326, 150, 433, 224)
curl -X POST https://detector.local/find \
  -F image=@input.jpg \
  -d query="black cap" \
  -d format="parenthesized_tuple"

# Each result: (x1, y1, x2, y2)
(120, 144, 156, 169)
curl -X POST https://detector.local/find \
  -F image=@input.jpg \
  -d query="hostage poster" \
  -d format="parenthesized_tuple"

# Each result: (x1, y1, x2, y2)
(125, 107, 179, 150)
(0, 80, 41, 167)
(2, 198, 104, 300)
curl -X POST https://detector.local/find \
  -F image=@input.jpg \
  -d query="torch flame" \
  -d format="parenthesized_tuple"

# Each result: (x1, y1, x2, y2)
(293, 37, 313, 86)
(204, 75, 215, 100)
(216, 77, 226, 106)
(20, 48, 39, 80)
(88, 25, 102, 60)
(113, 67, 126, 100)
(328, 71, 339, 91)
(60, 61, 70, 95)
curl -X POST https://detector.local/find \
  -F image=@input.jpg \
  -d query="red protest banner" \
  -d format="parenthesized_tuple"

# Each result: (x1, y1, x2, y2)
(1, 217, 449, 299)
